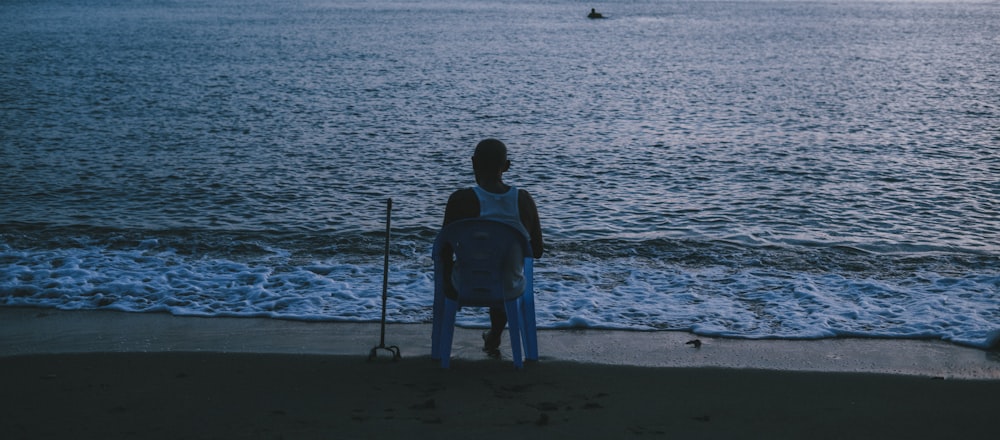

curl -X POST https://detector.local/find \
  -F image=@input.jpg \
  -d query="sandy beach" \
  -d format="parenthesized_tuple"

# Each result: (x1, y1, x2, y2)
(2, 308, 998, 439)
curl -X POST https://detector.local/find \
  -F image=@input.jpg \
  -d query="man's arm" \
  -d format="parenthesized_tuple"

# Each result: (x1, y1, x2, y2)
(518, 189, 544, 258)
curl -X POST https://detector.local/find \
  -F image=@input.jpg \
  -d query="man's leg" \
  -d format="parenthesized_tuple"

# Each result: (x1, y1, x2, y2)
(483, 306, 507, 351)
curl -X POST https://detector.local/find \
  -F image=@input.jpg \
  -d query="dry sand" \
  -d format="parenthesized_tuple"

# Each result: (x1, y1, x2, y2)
(1, 308, 998, 439)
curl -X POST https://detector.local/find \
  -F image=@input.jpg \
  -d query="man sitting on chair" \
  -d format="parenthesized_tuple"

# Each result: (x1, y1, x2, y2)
(442, 138, 545, 354)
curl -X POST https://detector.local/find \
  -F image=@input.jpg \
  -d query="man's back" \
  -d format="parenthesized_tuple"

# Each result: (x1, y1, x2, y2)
(444, 186, 543, 259)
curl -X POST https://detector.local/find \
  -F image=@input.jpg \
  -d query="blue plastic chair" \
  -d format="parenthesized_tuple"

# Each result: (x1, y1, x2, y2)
(431, 218, 538, 369)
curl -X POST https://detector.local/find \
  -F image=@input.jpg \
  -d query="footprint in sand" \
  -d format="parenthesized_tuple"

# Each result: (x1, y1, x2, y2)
(409, 399, 436, 410)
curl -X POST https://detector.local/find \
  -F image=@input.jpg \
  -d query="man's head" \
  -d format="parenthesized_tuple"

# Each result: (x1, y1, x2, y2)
(472, 138, 510, 177)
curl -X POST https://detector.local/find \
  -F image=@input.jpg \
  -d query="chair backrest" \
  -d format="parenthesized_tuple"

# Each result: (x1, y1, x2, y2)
(433, 218, 533, 305)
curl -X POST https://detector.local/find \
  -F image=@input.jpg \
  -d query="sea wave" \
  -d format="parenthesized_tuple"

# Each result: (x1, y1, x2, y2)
(2, 225, 997, 348)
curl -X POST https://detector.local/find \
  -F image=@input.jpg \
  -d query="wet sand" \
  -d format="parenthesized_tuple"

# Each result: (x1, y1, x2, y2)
(1, 308, 998, 439)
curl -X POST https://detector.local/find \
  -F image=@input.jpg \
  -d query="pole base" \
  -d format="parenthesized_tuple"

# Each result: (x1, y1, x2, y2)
(368, 345, 402, 361)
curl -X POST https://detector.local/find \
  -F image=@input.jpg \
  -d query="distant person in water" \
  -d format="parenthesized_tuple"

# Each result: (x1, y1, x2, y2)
(442, 138, 544, 355)
(588, 8, 604, 19)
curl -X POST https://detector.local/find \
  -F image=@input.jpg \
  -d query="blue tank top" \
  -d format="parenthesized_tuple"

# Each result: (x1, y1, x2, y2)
(473, 185, 530, 240)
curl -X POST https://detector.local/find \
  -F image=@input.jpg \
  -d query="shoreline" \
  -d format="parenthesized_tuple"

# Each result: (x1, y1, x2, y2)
(1, 307, 997, 379)
(2, 307, 998, 439)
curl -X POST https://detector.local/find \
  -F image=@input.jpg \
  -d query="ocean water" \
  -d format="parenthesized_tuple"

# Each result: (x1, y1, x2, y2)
(2, 0, 998, 348)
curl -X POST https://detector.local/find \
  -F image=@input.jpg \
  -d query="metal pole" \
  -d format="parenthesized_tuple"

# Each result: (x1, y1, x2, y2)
(369, 198, 401, 361)
(379, 198, 391, 347)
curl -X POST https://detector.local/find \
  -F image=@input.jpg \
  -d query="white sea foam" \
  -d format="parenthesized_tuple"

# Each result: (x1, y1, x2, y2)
(1, 239, 997, 348)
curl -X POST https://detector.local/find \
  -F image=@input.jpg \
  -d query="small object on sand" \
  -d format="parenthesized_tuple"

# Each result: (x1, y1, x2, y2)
(686, 339, 702, 348)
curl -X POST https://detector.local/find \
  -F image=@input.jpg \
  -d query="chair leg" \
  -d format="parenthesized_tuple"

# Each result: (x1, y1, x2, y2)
(521, 258, 538, 361)
(521, 291, 538, 361)
(504, 299, 523, 369)
(439, 299, 460, 369)
(431, 286, 444, 360)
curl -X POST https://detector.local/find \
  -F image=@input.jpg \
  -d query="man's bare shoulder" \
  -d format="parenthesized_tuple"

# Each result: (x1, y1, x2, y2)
(447, 188, 478, 209)
(448, 187, 476, 200)
(444, 188, 479, 225)
(517, 188, 538, 208)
